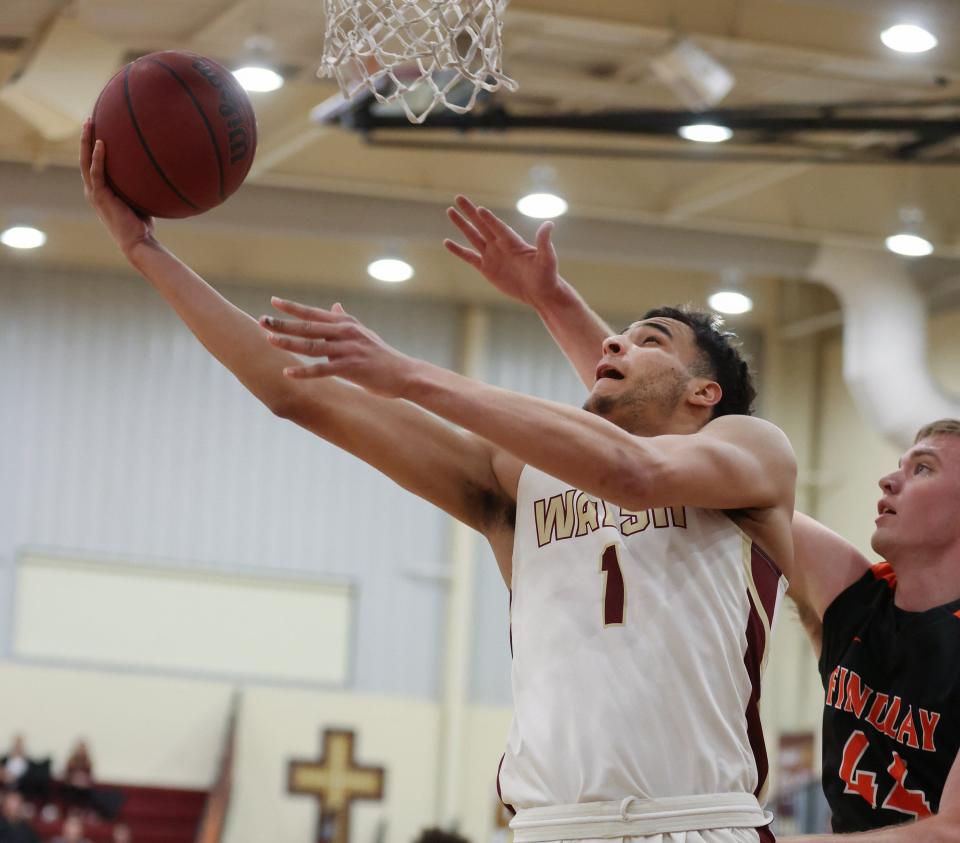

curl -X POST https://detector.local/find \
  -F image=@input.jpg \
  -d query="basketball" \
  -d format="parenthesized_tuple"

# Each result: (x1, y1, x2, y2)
(91, 50, 257, 219)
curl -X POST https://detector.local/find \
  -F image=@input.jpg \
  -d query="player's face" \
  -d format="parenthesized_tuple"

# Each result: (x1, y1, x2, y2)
(584, 318, 702, 425)
(871, 435, 960, 563)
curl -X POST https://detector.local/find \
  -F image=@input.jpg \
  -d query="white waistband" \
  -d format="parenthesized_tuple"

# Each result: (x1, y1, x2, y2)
(509, 794, 773, 841)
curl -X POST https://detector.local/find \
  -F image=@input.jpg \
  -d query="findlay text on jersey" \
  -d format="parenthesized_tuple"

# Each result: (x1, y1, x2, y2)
(826, 665, 942, 753)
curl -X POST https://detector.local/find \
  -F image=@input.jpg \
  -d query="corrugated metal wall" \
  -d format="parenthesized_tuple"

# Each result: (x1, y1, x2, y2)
(1, 265, 462, 698)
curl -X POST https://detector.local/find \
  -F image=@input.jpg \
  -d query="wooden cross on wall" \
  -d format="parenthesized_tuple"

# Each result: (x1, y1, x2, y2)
(288, 729, 386, 843)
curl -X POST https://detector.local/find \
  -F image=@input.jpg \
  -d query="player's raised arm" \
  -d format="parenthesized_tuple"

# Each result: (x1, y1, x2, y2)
(787, 513, 872, 652)
(80, 121, 518, 552)
(444, 195, 610, 389)
(264, 304, 796, 555)
(267, 305, 793, 504)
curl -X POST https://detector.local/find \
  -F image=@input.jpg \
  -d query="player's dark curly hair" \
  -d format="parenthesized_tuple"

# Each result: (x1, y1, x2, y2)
(641, 305, 756, 418)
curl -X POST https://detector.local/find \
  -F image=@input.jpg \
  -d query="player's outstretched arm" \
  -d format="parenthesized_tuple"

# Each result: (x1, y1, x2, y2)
(263, 301, 796, 516)
(80, 121, 518, 546)
(444, 195, 610, 389)
(787, 513, 872, 655)
(779, 754, 960, 841)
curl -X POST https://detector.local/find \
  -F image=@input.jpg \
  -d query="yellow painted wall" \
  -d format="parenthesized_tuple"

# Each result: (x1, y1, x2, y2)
(227, 686, 441, 843)
(0, 662, 231, 788)
(0, 661, 512, 843)
(461, 706, 514, 843)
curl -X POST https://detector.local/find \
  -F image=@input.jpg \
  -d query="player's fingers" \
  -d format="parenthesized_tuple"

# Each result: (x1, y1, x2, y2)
(454, 194, 479, 215)
(535, 221, 555, 252)
(443, 239, 483, 269)
(89, 139, 106, 191)
(447, 207, 487, 251)
(260, 315, 351, 339)
(478, 206, 524, 246)
(455, 195, 500, 240)
(467, 206, 501, 243)
(79, 120, 93, 191)
(454, 194, 488, 230)
(265, 333, 328, 356)
(270, 297, 343, 323)
(260, 315, 315, 337)
(282, 360, 341, 379)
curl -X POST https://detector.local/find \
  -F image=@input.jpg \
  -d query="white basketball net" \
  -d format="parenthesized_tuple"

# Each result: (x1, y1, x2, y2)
(320, 0, 517, 123)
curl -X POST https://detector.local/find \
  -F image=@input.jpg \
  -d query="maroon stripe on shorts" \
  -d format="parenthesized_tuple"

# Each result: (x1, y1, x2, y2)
(495, 753, 516, 815)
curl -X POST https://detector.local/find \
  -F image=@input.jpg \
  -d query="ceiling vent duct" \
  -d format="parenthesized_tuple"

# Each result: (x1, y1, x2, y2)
(809, 245, 960, 449)
(0, 15, 125, 141)
(650, 39, 735, 111)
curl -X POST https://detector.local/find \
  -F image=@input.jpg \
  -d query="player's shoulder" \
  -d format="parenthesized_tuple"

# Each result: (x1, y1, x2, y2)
(702, 413, 789, 443)
(823, 561, 893, 624)
(701, 414, 797, 470)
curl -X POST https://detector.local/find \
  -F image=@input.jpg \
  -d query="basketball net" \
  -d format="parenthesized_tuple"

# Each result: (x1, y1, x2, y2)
(320, 0, 517, 123)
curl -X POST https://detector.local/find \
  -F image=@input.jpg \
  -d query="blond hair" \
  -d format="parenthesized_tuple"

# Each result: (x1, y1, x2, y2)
(914, 419, 960, 443)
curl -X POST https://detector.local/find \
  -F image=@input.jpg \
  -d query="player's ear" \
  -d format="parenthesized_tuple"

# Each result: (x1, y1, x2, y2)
(689, 379, 722, 409)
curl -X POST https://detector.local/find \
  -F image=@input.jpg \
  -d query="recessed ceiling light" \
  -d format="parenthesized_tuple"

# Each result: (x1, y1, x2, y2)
(233, 65, 284, 92)
(708, 290, 753, 315)
(678, 123, 733, 143)
(881, 24, 938, 54)
(885, 233, 934, 257)
(367, 258, 414, 283)
(516, 192, 568, 219)
(1, 225, 46, 250)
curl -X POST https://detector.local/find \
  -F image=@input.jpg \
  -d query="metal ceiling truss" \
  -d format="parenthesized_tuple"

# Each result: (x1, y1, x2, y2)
(330, 91, 960, 165)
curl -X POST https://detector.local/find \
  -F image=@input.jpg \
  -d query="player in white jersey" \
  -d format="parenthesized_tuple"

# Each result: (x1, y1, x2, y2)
(83, 127, 796, 843)
(442, 200, 960, 843)
(505, 466, 785, 816)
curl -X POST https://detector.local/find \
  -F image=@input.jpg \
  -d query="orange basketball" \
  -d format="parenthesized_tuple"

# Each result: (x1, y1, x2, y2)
(92, 50, 257, 218)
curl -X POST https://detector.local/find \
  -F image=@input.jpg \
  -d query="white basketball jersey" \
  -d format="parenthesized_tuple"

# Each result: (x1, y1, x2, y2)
(497, 465, 787, 811)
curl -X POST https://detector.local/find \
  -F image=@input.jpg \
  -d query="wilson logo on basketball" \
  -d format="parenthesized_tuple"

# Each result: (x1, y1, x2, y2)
(192, 59, 252, 165)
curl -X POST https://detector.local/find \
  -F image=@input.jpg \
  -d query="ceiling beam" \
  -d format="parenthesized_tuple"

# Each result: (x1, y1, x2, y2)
(666, 163, 811, 221)
(7, 160, 960, 280)
(505, 8, 960, 89)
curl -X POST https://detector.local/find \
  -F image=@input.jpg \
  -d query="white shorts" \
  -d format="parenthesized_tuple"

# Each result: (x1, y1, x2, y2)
(537, 832, 768, 843)
(509, 795, 774, 843)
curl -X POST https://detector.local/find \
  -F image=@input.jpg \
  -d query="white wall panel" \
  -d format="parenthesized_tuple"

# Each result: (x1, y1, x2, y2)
(0, 276, 21, 652)
(15, 554, 352, 684)
(1, 264, 460, 697)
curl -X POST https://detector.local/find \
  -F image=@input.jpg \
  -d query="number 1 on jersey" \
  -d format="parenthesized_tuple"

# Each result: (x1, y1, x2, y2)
(600, 544, 626, 626)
